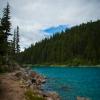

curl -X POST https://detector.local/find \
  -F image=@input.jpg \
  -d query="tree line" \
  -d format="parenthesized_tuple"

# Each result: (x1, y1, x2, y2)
(18, 20, 100, 65)
(0, 3, 20, 66)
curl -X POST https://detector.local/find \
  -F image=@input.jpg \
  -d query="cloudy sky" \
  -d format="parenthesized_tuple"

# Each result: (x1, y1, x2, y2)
(0, 0, 100, 50)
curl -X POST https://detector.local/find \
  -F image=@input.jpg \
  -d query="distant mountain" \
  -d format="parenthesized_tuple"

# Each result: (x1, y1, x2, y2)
(43, 25, 69, 35)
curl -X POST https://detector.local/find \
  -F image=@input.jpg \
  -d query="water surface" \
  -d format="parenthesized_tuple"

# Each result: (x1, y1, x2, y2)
(32, 66, 100, 100)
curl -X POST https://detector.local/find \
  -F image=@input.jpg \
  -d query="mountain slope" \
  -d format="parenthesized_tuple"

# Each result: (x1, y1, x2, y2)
(18, 20, 100, 65)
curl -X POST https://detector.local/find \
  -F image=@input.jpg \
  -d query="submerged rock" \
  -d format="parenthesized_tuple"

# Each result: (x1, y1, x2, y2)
(60, 85, 71, 91)
(77, 96, 91, 100)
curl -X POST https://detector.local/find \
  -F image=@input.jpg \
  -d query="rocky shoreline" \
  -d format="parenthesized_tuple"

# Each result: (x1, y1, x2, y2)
(14, 67, 60, 100)
(0, 67, 91, 100)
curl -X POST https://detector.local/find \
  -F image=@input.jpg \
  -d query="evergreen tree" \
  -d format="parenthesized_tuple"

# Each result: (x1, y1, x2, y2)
(16, 26, 20, 53)
(1, 3, 11, 62)
(12, 30, 16, 54)
(0, 19, 5, 64)
(1, 3, 11, 41)
(12, 26, 20, 55)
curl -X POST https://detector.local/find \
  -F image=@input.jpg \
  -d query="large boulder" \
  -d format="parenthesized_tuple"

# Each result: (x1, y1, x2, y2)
(14, 71, 22, 79)
(43, 92, 60, 100)
(30, 71, 46, 85)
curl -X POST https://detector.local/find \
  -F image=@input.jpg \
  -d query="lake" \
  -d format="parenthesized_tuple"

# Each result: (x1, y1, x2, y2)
(32, 66, 100, 100)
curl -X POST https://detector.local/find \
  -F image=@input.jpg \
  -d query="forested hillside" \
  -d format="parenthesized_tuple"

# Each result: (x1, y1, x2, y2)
(18, 20, 100, 65)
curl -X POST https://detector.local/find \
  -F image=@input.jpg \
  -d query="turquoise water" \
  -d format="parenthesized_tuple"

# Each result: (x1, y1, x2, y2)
(32, 67, 100, 100)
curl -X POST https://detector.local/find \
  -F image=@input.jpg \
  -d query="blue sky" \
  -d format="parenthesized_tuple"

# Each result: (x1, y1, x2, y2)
(0, 0, 100, 50)
(43, 25, 69, 35)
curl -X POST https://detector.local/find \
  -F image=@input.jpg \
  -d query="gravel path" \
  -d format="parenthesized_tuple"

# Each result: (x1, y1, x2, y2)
(0, 72, 26, 100)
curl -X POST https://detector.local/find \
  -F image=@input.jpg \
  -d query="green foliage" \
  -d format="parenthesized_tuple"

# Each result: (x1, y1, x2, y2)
(18, 20, 100, 65)
(25, 90, 44, 100)
(0, 3, 11, 62)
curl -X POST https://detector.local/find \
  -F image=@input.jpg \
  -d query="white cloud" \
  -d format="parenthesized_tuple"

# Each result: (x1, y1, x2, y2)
(0, 0, 100, 50)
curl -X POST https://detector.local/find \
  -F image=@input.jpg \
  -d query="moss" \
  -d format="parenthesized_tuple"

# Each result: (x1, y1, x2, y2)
(25, 90, 44, 100)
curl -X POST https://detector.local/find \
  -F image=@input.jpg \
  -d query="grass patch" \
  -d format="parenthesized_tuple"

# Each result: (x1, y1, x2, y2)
(25, 90, 44, 100)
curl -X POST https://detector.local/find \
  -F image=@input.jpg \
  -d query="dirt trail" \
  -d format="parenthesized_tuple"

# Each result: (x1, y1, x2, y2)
(0, 72, 25, 100)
